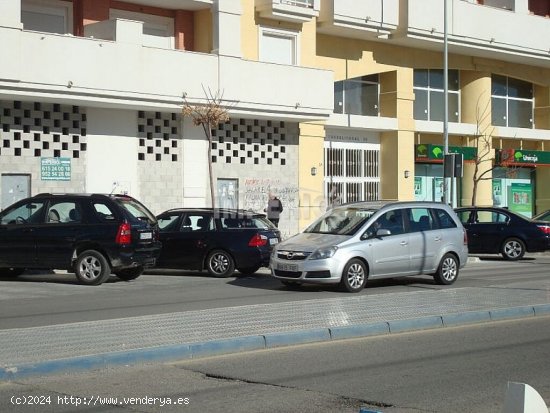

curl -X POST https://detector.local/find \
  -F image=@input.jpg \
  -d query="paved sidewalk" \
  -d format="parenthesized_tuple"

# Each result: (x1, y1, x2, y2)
(2, 280, 550, 380)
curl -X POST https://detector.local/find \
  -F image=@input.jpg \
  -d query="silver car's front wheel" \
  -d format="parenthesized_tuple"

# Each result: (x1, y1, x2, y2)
(340, 259, 367, 293)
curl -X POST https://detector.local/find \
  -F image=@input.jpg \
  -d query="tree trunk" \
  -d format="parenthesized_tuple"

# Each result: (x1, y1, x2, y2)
(471, 180, 478, 207)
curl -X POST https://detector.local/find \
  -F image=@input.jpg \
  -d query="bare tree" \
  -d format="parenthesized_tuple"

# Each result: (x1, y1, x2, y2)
(469, 98, 517, 206)
(182, 88, 233, 209)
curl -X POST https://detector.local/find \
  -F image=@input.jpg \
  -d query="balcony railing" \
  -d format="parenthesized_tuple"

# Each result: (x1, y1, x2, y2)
(256, 0, 319, 22)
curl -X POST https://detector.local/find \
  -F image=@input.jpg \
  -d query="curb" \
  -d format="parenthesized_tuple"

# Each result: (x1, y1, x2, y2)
(2, 304, 550, 381)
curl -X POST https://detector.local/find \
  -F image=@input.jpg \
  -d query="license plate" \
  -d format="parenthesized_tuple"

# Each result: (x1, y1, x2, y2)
(277, 263, 298, 272)
(140, 232, 153, 240)
(269, 238, 279, 245)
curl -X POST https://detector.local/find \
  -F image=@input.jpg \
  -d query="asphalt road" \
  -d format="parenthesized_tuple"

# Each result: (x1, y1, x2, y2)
(2, 316, 549, 413)
(1, 255, 549, 329)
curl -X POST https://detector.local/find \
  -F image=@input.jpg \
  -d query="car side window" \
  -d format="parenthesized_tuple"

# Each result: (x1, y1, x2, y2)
(0, 201, 45, 225)
(366, 209, 405, 237)
(407, 208, 434, 232)
(46, 201, 81, 224)
(221, 217, 241, 229)
(92, 202, 116, 222)
(476, 210, 508, 224)
(456, 210, 472, 224)
(182, 214, 213, 232)
(434, 208, 457, 229)
(157, 214, 181, 232)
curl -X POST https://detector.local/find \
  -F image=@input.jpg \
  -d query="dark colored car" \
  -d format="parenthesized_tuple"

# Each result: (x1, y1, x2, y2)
(156, 208, 281, 277)
(533, 209, 550, 223)
(0, 193, 161, 285)
(455, 206, 550, 260)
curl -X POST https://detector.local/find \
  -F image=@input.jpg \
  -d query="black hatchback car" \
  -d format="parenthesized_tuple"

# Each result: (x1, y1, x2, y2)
(455, 206, 550, 260)
(156, 208, 281, 277)
(0, 193, 161, 285)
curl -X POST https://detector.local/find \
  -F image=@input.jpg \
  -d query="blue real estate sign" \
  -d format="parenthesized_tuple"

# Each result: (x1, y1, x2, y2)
(41, 157, 71, 181)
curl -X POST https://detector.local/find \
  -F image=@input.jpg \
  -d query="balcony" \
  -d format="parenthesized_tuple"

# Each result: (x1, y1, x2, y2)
(0, 20, 332, 121)
(318, 0, 399, 40)
(255, 0, 320, 23)
(396, 0, 550, 68)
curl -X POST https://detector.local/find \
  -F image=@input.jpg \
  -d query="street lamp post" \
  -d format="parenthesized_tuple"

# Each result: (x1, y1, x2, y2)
(443, 0, 450, 206)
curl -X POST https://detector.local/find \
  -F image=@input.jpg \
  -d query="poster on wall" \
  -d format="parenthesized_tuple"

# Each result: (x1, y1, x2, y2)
(217, 179, 238, 209)
(492, 179, 502, 207)
(414, 177, 422, 197)
(433, 178, 444, 203)
(508, 182, 532, 218)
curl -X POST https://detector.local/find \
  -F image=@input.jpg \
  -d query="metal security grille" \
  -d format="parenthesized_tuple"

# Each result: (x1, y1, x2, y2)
(324, 141, 380, 205)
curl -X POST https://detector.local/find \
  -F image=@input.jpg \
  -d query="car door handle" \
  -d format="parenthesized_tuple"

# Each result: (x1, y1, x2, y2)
(400, 241, 408, 246)
(434, 236, 442, 242)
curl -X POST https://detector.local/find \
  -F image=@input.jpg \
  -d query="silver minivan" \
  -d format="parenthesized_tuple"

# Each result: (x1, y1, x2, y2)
(270, 201, 468, 292)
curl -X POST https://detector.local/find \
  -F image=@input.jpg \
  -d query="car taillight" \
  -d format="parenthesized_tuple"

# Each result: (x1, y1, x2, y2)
(463, 228, 468, 245)
(248, 233, 268, 247)
(537, 225, 550, 235)
(116, 222, 132, 245)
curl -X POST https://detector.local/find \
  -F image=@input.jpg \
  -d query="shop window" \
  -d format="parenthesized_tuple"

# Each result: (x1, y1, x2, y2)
(491, 75, 533, 128)
(21, 0, 72, 34)
(334, 75, 379, 117)
(413, 69, 460, 122)
(259, 27, 299, 66)
(110, 9, 174, 49)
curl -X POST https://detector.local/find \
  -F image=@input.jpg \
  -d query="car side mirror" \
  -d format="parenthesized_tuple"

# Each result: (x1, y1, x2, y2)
(376, 228, 391, 237)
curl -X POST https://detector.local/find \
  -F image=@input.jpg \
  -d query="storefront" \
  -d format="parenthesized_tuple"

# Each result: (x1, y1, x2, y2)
(494, 148, 550, 218)
(414, 144, 476, 206)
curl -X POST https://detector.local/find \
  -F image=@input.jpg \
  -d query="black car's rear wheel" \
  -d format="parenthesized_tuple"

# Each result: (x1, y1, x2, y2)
(115, 266, 144, 281)
(206, 250, 235, 278)
(74, 250, 111, 285)
(501, 238, 525, 260)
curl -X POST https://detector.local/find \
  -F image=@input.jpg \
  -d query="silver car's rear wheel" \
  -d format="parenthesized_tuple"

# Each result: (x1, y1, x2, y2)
(340, 259, 367, 293)
(434, 253, 459, 285)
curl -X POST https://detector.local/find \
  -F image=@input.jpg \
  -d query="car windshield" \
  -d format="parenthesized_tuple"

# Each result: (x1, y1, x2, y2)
(304, 207, 376, 235)
(116, 198, 156, 224)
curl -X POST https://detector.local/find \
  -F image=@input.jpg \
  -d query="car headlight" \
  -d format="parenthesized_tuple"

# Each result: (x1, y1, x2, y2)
(309, 246, 338, 260)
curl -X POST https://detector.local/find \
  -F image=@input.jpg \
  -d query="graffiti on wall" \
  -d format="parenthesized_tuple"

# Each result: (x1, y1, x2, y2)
(243, 178, 298, 212)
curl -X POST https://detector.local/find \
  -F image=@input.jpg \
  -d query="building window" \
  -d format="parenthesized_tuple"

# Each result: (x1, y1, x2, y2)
(21, 0, 72, 34)
(414, 69, 460, 122)
(110, 9, 175, 49)
(259, 27, 299, 65)
(491, 75, 533, 128)
(334, 75, 379, 116)
(324, 140, 380, 204)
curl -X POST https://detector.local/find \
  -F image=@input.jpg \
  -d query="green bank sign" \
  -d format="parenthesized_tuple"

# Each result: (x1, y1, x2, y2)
(415, 144, 477, 162)
(496, 149, 550, 166)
